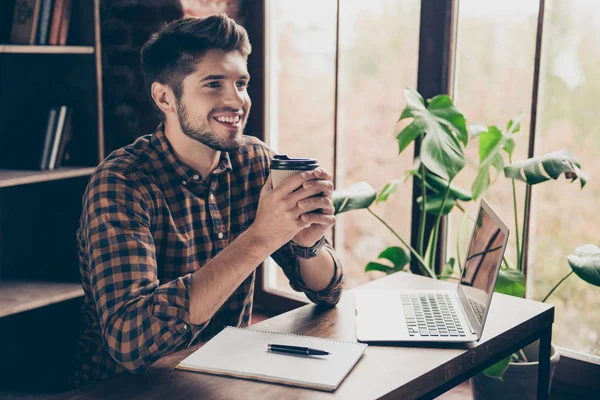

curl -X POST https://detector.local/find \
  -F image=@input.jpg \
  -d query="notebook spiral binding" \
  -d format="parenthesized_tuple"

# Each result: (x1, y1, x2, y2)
(225, 326, 365, 346)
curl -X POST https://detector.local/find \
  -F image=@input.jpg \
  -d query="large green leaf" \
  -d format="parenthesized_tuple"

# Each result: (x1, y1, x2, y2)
(505, 112, 523, 136)
(365, 246, 410, 275)
(376, 180, 402, 204)
(567, 244, 600, 287)
(479, 126, 503, 162)
(416, 194, 457, 215)
(397, 88, 467, 181)
(398, 119, 426, 154)
(468, 122, 488, 138)
(495, 268, 526, 298)
(332, 182, 377, 215)
(407, 159, 472, 201)
(484, 356, 511, 380)
(472, 125, 513, 200)
(504, 149, 587, 188)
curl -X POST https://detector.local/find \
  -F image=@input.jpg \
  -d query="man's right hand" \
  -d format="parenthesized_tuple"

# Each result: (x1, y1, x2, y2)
(250, 170, 325, 252)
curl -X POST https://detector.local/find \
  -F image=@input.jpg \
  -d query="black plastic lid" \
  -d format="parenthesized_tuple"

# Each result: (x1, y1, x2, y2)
(270, 154, 319, 170)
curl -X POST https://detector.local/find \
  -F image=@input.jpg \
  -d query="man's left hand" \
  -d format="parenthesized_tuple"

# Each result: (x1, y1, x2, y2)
(290, 168, 336, 247)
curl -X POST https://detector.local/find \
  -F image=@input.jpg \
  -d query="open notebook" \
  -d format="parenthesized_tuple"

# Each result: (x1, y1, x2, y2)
(176, 326, 368, 392)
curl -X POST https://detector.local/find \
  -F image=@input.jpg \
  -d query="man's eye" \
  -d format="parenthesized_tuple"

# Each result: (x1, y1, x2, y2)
(236, 81, 249, 88)
(206, 82, 221, 88)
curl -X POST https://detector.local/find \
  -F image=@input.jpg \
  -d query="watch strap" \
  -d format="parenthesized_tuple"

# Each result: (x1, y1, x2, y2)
(288, 236, 326, 259)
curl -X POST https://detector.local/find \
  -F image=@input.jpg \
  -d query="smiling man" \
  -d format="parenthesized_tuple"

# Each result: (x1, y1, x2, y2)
(70, 14, 344, 387)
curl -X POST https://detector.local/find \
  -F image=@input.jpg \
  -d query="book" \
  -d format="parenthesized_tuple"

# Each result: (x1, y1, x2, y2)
(48, 105, 67, 170)
(54, 107, 72, 168)
(10, 0, 42, 44)
(36, 0, 54, 45)
(176, 326, 367, 392)
(39, 107, 58, 170)
(48, 0, 66, 45)
(57, 0, 72, 45)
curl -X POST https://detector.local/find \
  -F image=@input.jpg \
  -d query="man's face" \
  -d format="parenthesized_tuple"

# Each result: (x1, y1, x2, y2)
(175, 49, 251, 151)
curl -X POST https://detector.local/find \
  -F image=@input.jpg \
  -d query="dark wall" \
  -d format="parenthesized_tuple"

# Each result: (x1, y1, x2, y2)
(100, 0, 245, 154)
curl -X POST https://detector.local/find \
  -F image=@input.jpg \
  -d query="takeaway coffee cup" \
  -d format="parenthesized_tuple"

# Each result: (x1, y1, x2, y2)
(270, 154, 319, 189)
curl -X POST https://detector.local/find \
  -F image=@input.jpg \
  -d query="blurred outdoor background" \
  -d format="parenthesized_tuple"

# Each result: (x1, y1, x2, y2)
(265, 0, 599, 359)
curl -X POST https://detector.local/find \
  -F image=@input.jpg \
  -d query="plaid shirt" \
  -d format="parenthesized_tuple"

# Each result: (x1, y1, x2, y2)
(70, 125, 344, 387)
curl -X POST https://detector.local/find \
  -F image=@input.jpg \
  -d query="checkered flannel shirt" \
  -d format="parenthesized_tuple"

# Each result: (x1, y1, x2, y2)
(70, 125, 344, 387)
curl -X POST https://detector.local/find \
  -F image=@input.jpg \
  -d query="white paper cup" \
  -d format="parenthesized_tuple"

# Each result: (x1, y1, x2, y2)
(270, 155, 319, 189)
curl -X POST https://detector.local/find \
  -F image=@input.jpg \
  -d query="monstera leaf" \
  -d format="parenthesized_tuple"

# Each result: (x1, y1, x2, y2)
(567, 244, 600, 287)
(332, 181, 377, 215)
(495, 268, 526, 298)
(472, 114, 522, 199)
(406, 159, 472, 202)
(365, 246, 410, 274)
(504, 149, 587, 188)
(397, 88, 468, 181)
(376, 179, 402, 204)
(484, 356, 512, 380)
(416, 194, 457, 215)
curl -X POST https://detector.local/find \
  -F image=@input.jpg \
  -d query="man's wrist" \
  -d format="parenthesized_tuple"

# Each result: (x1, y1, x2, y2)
(288, 236, 326, 259)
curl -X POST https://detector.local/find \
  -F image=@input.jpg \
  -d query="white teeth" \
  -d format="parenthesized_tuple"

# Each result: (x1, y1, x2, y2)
(215, 116, 241, 124)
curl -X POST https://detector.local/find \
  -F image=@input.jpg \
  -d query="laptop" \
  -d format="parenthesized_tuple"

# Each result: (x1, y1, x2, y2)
(354, 199, 509, 343)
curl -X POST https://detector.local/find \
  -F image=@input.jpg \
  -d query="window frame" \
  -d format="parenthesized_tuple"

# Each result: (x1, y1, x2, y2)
(246, 0, 599, 392)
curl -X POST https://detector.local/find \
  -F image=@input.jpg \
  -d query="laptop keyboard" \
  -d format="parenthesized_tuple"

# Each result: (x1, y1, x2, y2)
(469, 298, 486, 324)
(402, 293, 465, 337)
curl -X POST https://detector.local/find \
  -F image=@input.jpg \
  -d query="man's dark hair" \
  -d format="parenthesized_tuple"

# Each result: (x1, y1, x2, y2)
(141, 14, 252, 118)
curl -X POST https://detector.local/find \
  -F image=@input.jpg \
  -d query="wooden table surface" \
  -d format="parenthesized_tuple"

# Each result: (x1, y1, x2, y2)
(53, 272, 554, 400)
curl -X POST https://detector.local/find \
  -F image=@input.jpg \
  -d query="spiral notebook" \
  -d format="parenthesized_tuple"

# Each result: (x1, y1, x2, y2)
(176, 326, 368, 391)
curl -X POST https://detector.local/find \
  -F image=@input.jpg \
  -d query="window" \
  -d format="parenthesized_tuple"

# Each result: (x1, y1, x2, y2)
(265, 0, 337, 298)
(449, 0, 538, 274)
(264, 0, 420, 296)
(529, 0, 600, 358)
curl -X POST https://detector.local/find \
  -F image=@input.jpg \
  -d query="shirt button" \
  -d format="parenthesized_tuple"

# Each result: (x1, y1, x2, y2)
(192, 174, 200, 181)
(217, 232, 224, 239)
(181, 180, 187, 186)
(183, 323, 188, 330)
(209, 193, 215, 200)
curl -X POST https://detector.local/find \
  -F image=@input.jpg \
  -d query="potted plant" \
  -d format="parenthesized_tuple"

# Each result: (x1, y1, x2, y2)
(332, 87, 591, 398)
(470, 244, 600, 400)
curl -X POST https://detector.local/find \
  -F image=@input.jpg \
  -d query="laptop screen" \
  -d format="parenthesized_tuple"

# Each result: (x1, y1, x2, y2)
(457, 200, 509, 334)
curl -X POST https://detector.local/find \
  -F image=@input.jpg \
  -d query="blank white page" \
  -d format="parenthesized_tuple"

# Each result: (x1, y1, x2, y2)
(176, 326, 367, 391)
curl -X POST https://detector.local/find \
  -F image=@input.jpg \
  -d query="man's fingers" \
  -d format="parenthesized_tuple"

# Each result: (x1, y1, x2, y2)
(314, 167, 333, 181)
(297, 196, 332, 214)
(289, 179, 333, 204)
(300, 212, 336, 226)
(275, 170, 318, 194)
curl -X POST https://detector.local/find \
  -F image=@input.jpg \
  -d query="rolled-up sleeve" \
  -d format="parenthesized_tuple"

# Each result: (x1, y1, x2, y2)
(82, 168, 207, 373)
(271, 240, 345, 307)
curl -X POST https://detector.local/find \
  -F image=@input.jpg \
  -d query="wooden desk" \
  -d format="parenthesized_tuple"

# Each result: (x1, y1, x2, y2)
(54, 272, 554, 400)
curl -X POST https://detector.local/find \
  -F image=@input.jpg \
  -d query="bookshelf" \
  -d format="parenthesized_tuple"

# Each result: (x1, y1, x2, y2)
(0, 44, 95, 54)
(0, 0, 103, 320)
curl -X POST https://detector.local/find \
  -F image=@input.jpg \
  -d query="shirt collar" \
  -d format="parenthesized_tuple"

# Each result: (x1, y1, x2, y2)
(151, 123, 232, 181)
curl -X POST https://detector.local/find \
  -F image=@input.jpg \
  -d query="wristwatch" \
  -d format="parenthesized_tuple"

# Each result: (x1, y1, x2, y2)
(288, 236, 326, 259)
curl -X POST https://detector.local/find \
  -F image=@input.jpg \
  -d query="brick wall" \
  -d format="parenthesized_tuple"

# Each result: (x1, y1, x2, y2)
(101, 0, 243, 154)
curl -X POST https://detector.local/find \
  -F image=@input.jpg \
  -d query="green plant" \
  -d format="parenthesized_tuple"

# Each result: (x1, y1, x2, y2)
(332, 86, 589, 378)
(484, 244, 600, 378)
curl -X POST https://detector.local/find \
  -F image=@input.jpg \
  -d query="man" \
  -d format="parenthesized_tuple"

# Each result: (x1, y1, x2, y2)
(71, 14, 344, 387)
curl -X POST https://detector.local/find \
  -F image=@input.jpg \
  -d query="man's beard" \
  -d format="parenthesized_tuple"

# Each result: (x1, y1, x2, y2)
(177, 103, 243, 152)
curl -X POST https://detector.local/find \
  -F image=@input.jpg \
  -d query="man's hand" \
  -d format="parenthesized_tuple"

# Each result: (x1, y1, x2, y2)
(250, 168, 335, 251)
(291, 168, 336, 247)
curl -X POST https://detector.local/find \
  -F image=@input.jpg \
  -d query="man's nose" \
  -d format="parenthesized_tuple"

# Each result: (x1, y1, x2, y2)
(223, 85, 245, 108)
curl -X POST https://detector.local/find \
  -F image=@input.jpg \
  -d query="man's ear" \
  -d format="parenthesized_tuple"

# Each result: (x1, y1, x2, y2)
(151, 82, 176, 115)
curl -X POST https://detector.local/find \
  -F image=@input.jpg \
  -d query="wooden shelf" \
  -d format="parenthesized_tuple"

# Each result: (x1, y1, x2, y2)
(0, 167, 96, 188)
(0, 280, 84, 318)
(0, 45, 95, 54)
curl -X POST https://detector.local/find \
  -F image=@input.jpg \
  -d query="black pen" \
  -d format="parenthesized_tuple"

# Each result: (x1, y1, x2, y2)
(267, 344, 331, 356)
